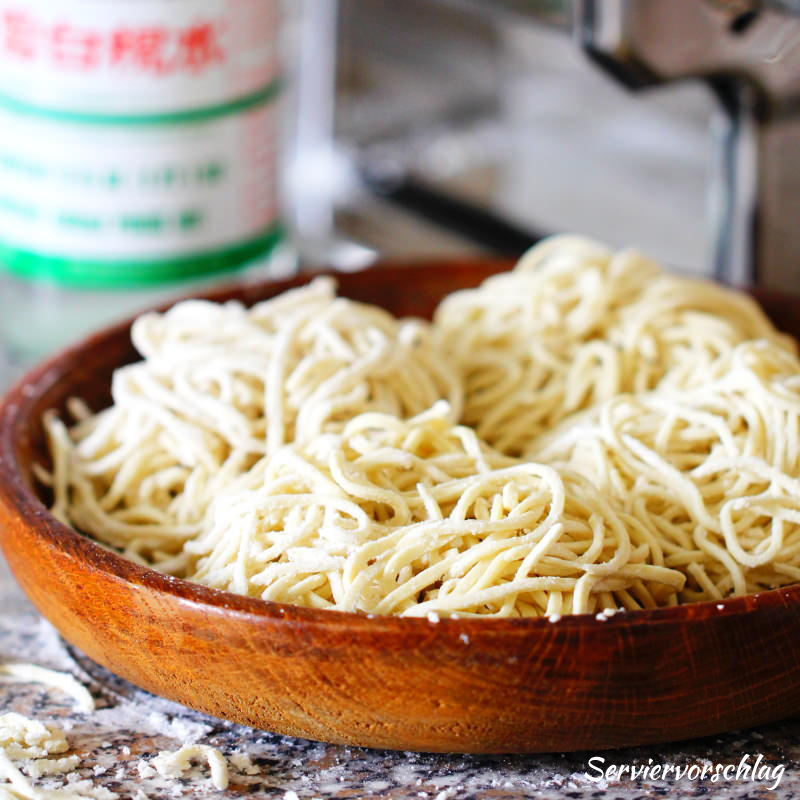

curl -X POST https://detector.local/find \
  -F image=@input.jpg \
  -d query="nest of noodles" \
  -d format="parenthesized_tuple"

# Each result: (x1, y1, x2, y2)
(38, 236, 800, 618)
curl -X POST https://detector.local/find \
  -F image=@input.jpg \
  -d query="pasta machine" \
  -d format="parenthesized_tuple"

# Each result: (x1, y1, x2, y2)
(573, 0, 799, 288)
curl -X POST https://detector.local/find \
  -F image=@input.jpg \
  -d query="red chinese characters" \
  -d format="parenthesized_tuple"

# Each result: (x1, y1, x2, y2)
(110, 27, 171, 74)
(51, 24, 103, 70)
(2, 10, 36, 59)
(179, 23, 224, 74)
(1, 8, 225, 74)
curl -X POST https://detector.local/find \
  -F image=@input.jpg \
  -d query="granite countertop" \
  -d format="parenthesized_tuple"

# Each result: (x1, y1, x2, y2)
(1, 553, 799, 800)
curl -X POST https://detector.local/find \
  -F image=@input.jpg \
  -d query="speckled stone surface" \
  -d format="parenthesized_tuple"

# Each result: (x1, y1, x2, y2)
(0, 555, 799, 799)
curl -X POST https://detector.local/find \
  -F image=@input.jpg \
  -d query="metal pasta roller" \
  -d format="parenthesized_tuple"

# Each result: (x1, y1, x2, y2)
(578, 0, 800, 289)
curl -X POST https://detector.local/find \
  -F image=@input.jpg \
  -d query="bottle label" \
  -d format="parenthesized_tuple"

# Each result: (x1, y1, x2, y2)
(0, 0, 283, 287)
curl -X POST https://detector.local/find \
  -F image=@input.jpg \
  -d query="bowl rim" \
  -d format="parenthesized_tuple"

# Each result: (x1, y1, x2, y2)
(2, 259, 798, 636)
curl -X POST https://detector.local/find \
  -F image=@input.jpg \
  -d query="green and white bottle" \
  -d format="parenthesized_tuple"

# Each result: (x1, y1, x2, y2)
(0, 0, 286, 376)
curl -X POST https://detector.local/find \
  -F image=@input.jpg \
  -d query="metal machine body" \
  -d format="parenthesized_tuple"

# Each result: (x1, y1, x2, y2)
(579, 0, 800, 288)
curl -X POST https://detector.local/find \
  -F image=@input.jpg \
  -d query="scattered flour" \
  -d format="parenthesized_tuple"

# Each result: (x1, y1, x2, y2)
(0, 712, 69, 759)
(145, 711, 211, 745)
(0, 663, 95, 712)
(229, 752, 259, 775)
(22, 755, 82, 779)
(0, 670, 111, 800)
(0, 748, 116, 800)
(143, 744, 231, 791)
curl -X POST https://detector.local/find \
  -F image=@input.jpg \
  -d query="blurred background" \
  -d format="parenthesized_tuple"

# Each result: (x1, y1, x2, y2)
(1, 0, 798, 385)
(295, 0, 711, 270)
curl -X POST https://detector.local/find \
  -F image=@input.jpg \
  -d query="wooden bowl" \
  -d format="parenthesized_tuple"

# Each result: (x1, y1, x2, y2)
(3, 259, 800, 754)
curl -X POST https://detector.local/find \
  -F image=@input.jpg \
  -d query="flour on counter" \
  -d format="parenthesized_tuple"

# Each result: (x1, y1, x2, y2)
(144, 710, 212, 744)
(228, 752, 259, 775)
(0, 712, 69, 759)
(0, 673, 114, 800)
(23, 755, 82, 778)
(0, 650, 258, 797)
(0, 748, 117, 800)
(0, 663, 95, 712)
(141, 744, 231, 791)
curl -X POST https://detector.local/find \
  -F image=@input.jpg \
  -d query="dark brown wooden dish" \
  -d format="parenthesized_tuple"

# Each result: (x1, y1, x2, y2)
(2, 258, 800, 754)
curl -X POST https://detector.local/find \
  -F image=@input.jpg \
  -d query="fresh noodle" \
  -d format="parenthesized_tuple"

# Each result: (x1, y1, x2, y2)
(40, 235, 800, 617)
(529, 341, 800, 603)
(434, 235, 791, 455)
(40, 277, 462, 562)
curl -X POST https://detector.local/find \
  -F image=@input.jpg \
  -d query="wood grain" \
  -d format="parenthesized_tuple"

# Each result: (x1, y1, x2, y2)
(2, 259, 800, 753)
